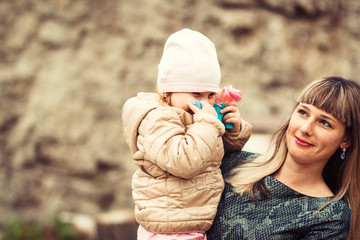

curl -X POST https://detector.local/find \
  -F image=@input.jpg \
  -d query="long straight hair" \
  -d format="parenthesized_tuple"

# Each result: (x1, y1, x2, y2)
(227, 77, 360, 240)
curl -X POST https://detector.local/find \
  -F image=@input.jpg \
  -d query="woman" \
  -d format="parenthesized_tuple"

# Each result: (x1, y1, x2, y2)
(207, 77, 360, 240)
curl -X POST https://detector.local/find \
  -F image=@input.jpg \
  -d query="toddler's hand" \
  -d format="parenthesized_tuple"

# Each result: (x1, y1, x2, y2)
(220, 101, 242, 133)
(189, 101, 218, 118)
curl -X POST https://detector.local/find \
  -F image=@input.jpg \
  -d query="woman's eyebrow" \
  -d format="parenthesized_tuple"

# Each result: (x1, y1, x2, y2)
(299, 104, 336, 123)
(320, 114, 336, 123)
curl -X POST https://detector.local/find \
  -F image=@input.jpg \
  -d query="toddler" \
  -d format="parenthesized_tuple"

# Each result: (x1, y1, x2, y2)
(122, 29, 252, 239)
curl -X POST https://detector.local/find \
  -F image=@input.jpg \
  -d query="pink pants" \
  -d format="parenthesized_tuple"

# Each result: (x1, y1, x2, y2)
(137, 225, 207, 240)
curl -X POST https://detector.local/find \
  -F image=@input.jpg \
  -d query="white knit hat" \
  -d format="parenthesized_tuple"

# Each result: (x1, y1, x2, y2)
(157, 28, 221, 93)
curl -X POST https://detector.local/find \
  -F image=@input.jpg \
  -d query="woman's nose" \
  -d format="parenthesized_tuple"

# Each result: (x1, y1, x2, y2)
(300, 120, 313, 135)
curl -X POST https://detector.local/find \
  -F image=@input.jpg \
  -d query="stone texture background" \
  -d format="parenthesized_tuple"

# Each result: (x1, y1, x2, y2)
(1, 0, 360, 226)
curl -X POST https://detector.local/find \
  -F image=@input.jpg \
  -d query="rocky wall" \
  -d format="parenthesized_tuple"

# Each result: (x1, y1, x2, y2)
(0, 0, 359, 225)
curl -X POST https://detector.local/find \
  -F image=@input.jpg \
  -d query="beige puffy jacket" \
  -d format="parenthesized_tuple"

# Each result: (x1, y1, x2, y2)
(122, 92, 252, 233)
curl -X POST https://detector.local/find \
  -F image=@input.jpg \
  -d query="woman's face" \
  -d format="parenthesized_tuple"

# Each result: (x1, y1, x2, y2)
(286, 103, 348, 167)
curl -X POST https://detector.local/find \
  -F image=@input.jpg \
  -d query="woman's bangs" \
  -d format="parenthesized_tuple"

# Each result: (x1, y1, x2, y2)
(297, 81, 348, 124)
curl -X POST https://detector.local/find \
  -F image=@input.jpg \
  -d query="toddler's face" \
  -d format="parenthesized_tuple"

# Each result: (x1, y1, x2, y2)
(170, 92, 216, 113)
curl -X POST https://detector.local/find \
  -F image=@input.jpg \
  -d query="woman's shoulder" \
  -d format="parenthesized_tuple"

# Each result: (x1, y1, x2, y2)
(318, 198, 351, 222)
(220, 150, 259, 176)
(303, 199, 351, 239)
(266, 176, 351, 215)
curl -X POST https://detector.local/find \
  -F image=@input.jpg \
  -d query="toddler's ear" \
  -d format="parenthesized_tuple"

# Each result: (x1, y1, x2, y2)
(158, 91, 171, 105)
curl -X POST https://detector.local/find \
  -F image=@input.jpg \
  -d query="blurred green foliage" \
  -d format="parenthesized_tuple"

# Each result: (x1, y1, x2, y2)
(0, 218, 78, 240)
(0, 219, 43, 240)
(53, 217, 77, 240)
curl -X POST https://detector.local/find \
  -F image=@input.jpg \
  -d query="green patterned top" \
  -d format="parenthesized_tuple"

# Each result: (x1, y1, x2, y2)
(207, 151, 351, 240)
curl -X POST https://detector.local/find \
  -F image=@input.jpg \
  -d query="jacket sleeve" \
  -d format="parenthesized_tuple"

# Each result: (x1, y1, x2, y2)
(222, 119, 252, 153)
(142, 108, 225, 179)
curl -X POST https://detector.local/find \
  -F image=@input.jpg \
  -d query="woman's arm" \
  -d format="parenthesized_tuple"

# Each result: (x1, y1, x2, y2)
(220, 150, 258, 176)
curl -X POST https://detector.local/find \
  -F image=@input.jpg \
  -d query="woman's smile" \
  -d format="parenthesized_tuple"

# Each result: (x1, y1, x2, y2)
(294, 136, 313, 147)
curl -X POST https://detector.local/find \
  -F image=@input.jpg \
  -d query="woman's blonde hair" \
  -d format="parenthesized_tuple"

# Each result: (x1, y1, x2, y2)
(227, 77, 360, 240)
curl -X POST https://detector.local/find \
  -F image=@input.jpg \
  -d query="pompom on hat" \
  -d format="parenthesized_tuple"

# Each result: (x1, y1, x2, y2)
(157, 28, 221, 93)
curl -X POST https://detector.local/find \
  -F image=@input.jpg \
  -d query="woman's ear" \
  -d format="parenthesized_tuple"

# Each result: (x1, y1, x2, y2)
(340, 137, 351, 149)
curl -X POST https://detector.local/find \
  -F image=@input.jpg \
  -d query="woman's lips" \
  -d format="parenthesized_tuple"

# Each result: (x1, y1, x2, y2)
(295, 136, 313, 147)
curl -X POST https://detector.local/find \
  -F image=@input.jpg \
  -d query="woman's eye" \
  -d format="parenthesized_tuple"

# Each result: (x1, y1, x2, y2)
(298, 109, 307, 116)
(192, 93, 201, 97)
(320, 120, 332, 128)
